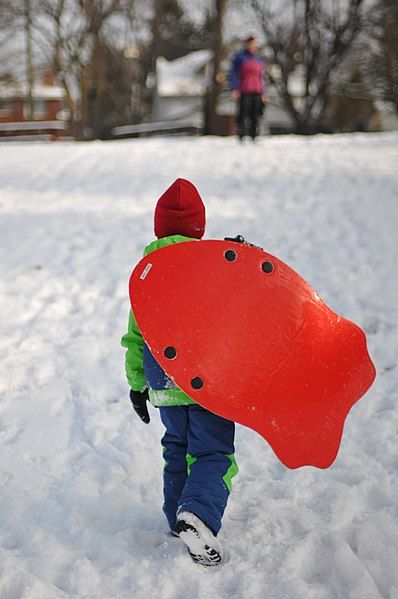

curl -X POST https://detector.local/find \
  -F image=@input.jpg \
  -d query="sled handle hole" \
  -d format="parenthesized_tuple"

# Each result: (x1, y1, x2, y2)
(262, 261, 274, 273)
(224, 250, 237, 262)
(164, 346, 177, 359)
(191, 377, 204, 390)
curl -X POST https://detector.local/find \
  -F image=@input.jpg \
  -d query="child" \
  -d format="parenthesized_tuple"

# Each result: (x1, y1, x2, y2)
(121, 178, 238, 566)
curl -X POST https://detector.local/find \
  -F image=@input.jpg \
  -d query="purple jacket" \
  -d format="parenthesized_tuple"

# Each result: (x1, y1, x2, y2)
(231, 50, 265, 94)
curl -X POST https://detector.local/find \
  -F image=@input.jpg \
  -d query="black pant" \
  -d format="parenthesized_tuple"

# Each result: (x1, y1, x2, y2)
(237, 93, 263, 139)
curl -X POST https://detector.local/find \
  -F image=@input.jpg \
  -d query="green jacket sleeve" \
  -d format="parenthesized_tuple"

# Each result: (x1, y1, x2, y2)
(121, 309, 147, 392)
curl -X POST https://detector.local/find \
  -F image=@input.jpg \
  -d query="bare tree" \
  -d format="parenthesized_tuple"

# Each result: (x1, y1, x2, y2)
(205, 0, 228, 135)
(31, 0, 138, 138)
(139, 0, 215, 120)
(367, 0, 398, 113)
(0, 0, 39, 118)
(23, 0, 35, 118)
(0, 1, 27, 83)
(31, 0, 90, 137)
(247, 0, 370, 133)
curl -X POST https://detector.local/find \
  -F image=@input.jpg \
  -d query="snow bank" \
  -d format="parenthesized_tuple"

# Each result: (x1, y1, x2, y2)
(0, 133, 397, 598)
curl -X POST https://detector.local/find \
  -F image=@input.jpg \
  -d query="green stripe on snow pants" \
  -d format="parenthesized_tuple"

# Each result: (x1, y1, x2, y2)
(159, 403, 238, 535)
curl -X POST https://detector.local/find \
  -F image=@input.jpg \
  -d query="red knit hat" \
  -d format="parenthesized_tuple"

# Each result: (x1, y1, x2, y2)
(154, 178, 206, 239)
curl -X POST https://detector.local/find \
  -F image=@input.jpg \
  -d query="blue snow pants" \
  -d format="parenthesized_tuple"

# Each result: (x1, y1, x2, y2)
(159, 404, 238, 536)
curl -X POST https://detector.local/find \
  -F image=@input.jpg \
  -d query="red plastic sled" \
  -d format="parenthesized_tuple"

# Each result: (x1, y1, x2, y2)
(130, 240, 376, 469)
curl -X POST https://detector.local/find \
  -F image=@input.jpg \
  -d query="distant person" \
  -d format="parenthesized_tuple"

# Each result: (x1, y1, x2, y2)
(231, 35, 269, 141)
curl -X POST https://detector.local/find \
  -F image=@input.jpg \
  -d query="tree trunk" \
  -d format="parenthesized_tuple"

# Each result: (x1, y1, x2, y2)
(205, 0, 228, 135)
(24, 0, 34, 120)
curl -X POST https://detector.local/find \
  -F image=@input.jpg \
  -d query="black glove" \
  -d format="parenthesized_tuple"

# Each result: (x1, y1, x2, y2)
(130, 389, 150, 424)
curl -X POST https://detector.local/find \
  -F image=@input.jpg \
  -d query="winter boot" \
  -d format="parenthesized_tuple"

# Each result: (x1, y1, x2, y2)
(175, 511, 223, 566)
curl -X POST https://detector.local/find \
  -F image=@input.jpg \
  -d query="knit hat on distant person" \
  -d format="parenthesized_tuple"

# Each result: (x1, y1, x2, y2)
(154, 178, 206, 239)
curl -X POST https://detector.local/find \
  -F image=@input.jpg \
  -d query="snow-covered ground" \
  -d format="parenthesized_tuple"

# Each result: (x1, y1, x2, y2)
(0, 133, 397, 599)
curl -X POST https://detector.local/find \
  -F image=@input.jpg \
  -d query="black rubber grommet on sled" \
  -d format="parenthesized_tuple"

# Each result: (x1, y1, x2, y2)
(224, 250, 237, 262)
(262, 261, 274, 273)
(164, 346, 177, 359)
(191, 377, 204, 390)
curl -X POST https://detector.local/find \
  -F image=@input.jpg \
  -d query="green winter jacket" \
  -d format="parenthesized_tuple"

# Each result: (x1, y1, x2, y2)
(121, 235, 196, 407)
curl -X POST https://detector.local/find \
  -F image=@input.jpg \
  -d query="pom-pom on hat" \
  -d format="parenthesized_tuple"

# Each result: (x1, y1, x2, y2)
(154, 178, 206, 240)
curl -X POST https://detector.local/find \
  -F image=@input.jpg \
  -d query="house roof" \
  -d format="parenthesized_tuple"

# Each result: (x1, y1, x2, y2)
(0, 82, 65, 100)
(156, 50, 212, 97)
